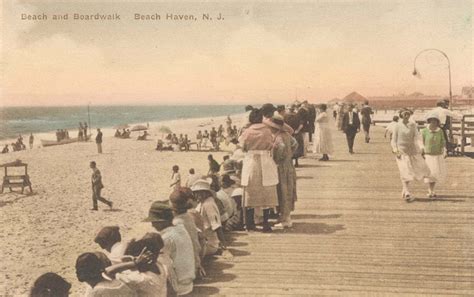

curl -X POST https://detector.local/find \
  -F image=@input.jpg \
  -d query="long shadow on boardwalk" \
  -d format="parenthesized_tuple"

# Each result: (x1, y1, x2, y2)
(276, 222, 345, 235)
(292, 214, 342, 220)
(414, 197, 465, 203)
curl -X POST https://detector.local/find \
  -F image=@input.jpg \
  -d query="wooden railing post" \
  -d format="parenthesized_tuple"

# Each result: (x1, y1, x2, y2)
(461, 115, 465, 154)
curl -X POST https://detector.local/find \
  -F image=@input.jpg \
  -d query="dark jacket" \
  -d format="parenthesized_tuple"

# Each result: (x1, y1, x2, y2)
(342, 112, 360, 134)
(95, 131, 103, 144)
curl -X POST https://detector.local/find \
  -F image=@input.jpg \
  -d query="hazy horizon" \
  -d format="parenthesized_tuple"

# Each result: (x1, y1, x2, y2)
(1, 0, 472, 107)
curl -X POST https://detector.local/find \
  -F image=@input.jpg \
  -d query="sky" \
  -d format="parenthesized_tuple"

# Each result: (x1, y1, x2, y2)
(0, 0, 472, 106)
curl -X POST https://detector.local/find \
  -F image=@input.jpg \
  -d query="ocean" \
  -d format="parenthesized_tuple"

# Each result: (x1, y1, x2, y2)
(0, 105, 245, 140)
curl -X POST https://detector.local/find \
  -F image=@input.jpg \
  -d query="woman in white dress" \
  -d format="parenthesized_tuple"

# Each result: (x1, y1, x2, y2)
(312, 104, 334, 161)
(391, 109, 430, 202)
(421, 113, 447, 198)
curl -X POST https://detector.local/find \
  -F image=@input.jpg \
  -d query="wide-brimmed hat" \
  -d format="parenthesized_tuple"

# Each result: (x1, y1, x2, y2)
(190, 178, 213, 192)
(261, 103, 276, 117)
(231, 187, 243, 197)
(425, 112, 440, 122)
(262, 112, 285, 130)
(143, 201, 173, 222)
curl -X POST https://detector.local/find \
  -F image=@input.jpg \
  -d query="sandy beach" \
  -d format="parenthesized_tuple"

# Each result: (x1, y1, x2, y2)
(0, 114, 243, 296)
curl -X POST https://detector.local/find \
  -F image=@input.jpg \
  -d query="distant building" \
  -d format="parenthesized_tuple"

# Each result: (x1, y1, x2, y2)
(342, 92, 367, 104)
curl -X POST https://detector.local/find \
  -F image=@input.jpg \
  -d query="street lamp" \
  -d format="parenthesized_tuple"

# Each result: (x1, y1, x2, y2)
(412, 48, 453, 110)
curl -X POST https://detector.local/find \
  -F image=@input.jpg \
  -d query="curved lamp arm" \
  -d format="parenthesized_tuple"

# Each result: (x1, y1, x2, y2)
(412, 48, 452, 110)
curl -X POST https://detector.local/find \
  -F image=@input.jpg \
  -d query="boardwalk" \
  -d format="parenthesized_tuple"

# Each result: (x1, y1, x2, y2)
(194, 123, 474, 296)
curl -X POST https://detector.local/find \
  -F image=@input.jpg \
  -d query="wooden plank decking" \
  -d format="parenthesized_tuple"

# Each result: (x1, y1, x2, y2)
(193, 122, 474, 296)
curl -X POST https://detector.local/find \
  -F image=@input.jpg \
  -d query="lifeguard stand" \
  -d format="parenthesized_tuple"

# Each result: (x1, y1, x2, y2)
(1, 160, 33, 194)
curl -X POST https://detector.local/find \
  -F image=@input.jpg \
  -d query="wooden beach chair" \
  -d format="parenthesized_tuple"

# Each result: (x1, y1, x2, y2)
(1, 160, 33, 194)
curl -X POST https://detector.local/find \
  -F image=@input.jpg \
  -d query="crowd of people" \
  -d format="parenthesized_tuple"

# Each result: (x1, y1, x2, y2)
(56, 129, 70, 142)
(388, 100, 461, 202)
(26, 99, 464, 296)
(78, 122, 89, 141)
(2, 134, 34, 154)
(156, 116, 240, 153)
(115, 129, 132, 139)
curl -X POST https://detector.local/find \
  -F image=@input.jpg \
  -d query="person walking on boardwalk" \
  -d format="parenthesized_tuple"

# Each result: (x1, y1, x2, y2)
(313, 104, 334, 161)
(269, 113, 298, 229)
(360, 100, 374, 143)
(391, 109, 430, 202)
(95, 128, 103, 154)
(90, 161, 113, 210)
(238, 108, 279, 232)
(421, 113, 447, 198)
(29, 133, 34, 149)
(429, 100, 462, 152)
(341, 104, 360, 154)
(284, 105, 304, 167)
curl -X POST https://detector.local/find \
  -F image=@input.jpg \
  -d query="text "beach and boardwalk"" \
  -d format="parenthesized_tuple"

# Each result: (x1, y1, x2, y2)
(20, 13, 224, 21)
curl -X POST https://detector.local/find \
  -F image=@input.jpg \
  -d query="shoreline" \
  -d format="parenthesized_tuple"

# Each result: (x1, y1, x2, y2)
(1, 112, 247, 150)
(0, 112, 246, 296)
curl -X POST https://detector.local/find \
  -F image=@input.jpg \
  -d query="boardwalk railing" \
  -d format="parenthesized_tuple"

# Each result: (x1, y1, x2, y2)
(458, 114, 474, 154)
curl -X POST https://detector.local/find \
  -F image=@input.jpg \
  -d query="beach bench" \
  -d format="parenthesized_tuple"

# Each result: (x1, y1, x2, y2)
(1, 160, 33, 194)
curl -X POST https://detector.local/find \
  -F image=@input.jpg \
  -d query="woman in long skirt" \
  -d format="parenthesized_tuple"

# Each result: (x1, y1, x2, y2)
(238, 109, 279, 232)
(313, 104, 334, 161)
(391, 109, 430, 202)
(265, 113, 298, 228)
(421, 113, 447, 198)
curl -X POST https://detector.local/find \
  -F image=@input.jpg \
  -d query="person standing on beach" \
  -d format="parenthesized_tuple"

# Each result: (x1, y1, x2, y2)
(360, 100, 374, 143)
(202, 130, 209, 149)
(96, 128, 103, 154)
(196, 131, 203, 150)
(210, 127, 218, 151)
(90, 161, 113, 210)
(170, 165, 181, 190)
(78, 123, 84, 141)
(342, 104, 360, 154)
(207, 154, 220, 176)
(29, 133, 34, 149)
(83, 122, 89, 140)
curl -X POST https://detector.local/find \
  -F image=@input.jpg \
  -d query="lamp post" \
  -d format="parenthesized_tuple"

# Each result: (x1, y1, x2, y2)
(412, 48, 453, 110)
